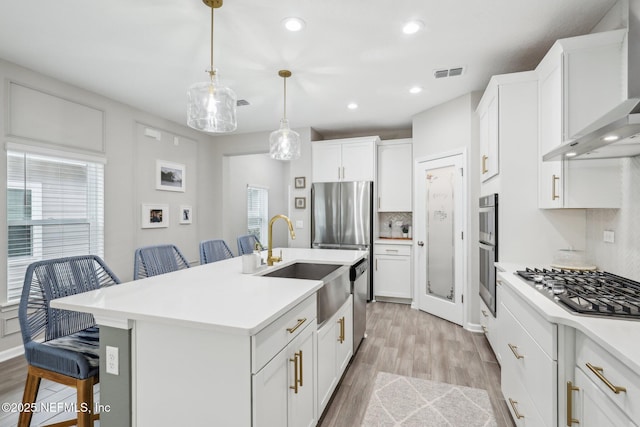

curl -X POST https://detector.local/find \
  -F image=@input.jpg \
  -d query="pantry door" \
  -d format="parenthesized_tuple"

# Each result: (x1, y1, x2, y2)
(415, 152, 466, 326)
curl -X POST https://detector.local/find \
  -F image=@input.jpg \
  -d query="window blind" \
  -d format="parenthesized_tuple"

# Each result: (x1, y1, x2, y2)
(6, 149, 104, 303)
(247, 186, 268, 244)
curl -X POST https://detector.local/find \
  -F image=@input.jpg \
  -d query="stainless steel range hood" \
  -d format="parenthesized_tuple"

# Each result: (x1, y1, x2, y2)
(544, 0, 640, 161)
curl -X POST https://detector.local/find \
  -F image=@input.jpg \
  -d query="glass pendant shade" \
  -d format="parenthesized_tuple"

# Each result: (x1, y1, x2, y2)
(187, 70, 237, 133)
(270, 118, 301, 160)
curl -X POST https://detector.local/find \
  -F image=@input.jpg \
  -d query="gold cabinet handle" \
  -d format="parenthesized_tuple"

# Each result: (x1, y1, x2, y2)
(338, 167, 341, 180)
(508, 398, 525, 419)
(481, 326, 488, 333)
(552, 174, 560, 200)
(481, 310, 489, 318)
(586, 363, 627, 394)
(298, 350, 303, 387)
(482, 155, 488, 174)
(289, 352, 300, 394)
(286, 318, 307, 334)
(508, 343, 524, 359)
(567, 381, 580, 426)
(375, 258, 378, 271)
(342, 166, 345, 180)
(378, 197, 381, 209)
(337, 317, 345, 343)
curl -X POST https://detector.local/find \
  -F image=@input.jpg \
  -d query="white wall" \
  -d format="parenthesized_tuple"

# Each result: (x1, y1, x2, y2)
(0, 58, 215, 355)
(224, 153, 288, 254)
(412, 92, 481, 330)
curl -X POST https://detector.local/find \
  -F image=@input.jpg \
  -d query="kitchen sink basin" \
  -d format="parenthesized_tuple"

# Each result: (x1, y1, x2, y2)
(261, 262, 351, 326)
(262, 262, 343, 280)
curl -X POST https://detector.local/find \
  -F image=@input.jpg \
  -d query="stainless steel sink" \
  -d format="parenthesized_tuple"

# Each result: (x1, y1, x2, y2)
(262, 262, 350, 327)
(261, 262, 342, 280)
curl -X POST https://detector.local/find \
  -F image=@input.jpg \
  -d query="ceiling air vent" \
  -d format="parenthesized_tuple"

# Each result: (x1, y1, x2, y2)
(433, 67, 465, 79)
(237, 99, 250, 107)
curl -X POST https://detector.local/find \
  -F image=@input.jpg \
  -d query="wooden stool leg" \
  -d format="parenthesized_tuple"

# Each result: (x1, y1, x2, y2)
(18, 366, 41, 427)
(76, 378, 94, 427)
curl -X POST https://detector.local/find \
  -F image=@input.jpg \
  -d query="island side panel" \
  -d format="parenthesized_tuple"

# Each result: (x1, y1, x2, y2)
(133, 320, 251, 426)
(99, 326, 132, 426)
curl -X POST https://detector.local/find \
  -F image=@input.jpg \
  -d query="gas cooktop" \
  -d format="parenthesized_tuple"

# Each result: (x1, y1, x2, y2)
(516, 268, 640, 320)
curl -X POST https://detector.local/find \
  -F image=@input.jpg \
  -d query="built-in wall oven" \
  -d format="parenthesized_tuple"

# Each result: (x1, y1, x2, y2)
(479, 194, 498, 315)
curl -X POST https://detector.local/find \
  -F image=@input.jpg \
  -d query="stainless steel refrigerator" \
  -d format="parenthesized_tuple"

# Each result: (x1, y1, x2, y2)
(311, 181, 373, 298)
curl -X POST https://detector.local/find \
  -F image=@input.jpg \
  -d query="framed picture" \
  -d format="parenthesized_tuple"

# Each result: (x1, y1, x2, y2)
(156, 160, 186, 192)
(179, 205, 193, 224)
(295, 197, 306, 209)
(294, 176, 306, 189)
(141, 204, 169, 228)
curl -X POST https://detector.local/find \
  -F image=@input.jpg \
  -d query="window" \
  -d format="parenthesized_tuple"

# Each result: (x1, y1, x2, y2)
(247, 186, 268, 243)
(6, 148, 104, 303)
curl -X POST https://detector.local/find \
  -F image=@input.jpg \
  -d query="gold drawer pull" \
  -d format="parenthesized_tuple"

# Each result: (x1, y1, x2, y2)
(298, 350, 303, 387)
(286, 318, 307, 334)
(552, 174, 560, 200)
(289, 352, 300, 394)
(508, 343, 524, 359)
(481, 310, 489, 318)
(482, 155, 488, 174)
(508, 398, 524, 419)
(566, 381, 580, 426)
(586, 363, 627, 394)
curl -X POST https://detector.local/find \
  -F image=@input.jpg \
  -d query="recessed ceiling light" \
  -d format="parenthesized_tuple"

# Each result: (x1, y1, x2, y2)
(409, 86, 423, 94)
(283, 17, 305, 32)
(402, 20, 424, 35)
(347, 103, 358, 110)
(603, 135, 619, 142)
(565, 152, 577, 157)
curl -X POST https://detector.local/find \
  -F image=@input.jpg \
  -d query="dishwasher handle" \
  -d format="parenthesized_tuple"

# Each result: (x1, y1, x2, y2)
(350, 258, 369, 282)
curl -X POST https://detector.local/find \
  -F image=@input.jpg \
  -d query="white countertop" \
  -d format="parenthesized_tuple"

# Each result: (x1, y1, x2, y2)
(496, 262, 640, 373)
(374, 238, 413, 246)
(51, 248, 367, 336)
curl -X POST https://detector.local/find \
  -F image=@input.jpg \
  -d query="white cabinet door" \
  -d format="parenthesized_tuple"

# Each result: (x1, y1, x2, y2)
(312, 143, 342, 182)
(341, 141, 375, 181)
(316, 315, 338, 415)
(374, 251, 411, 299)
(336, 298, 353, 376)
(288, 325, 316, 427)
(377, 142, 412, 211)
(571, 368, 635, 427)
(253, 323, 315, 427)
(481, 93, 499, 182)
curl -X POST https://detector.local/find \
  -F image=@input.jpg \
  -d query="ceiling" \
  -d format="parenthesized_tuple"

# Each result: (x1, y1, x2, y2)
(0, 0, 618, 139)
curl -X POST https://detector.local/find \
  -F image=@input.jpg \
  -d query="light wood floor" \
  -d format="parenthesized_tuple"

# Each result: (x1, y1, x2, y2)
(0, 301, 514, 427)
(318, 301, 515, 427)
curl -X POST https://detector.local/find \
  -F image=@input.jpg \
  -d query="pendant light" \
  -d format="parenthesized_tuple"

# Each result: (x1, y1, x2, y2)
(187, 0, 237, 133)
(270, 70, 301, 160)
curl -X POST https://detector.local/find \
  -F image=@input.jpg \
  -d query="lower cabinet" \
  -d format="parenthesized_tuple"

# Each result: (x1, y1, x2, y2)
(253, 321, 316, 427)
(316, 295, 353, 417)
(373, 243, 412, 300)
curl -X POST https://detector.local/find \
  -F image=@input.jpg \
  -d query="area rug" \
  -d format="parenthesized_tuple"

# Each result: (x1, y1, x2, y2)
(362, 372, 497, 427)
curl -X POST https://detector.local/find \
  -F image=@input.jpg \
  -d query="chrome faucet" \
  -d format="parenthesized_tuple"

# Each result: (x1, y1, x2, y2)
(267, 214, 296, 266)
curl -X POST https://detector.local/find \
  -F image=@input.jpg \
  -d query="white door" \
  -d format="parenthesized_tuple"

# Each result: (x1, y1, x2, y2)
(415, 153, 465, 325)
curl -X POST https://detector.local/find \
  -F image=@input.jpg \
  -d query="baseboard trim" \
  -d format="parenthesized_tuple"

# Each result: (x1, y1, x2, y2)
(0, 344, 24, 362)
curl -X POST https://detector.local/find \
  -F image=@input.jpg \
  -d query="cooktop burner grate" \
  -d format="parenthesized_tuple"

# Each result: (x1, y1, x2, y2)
(516, 268, 640, 320)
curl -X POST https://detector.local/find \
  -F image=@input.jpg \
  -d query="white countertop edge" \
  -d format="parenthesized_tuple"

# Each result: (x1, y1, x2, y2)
(374, 239, 413, 246)
(496, 262, 640, 374)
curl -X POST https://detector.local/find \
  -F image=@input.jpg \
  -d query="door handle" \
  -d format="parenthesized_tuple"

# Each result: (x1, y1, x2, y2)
(417, 241, 424, 246)
(552, 174, 560, 200)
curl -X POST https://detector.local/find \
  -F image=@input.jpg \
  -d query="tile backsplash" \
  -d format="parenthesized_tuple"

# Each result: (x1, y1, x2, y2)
(379, 212, 413, 238)
(586, 156, 640, 280)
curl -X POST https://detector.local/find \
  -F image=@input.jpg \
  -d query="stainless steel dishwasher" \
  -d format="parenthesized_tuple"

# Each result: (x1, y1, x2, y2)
(350, 257, 368, 354)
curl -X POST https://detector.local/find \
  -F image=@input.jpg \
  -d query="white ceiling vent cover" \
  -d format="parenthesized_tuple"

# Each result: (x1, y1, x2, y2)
(237, 99, 250, 107)
(433, 67, 465, 78)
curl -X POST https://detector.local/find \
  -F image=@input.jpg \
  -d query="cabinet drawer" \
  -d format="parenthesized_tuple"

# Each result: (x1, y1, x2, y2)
(252, 294, 317, 373)
(501, 363, 547, 427)
(500, 277, 557, 358)
(575, 332, 640, 422)
(374, 244, 411, 256)
(501, 301, 557, 427)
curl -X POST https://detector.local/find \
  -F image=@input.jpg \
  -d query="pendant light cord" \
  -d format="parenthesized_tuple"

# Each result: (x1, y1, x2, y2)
(283, 76, 287, 120)
(209, 5, 215, 80)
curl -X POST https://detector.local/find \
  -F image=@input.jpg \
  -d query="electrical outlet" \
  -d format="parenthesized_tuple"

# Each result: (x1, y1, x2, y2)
(106, 346, 119, 375)
(603, 230, 615, 243)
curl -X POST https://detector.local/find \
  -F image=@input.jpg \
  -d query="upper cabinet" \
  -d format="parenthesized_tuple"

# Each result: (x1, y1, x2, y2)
(477, 85, 499, 182)
(377, 139, 412, 212)
(536, 29, 625, 209)
(312, 136, 378, 183)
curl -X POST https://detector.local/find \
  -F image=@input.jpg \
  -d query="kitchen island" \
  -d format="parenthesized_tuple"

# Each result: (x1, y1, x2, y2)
(51, 248, 367, 427)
